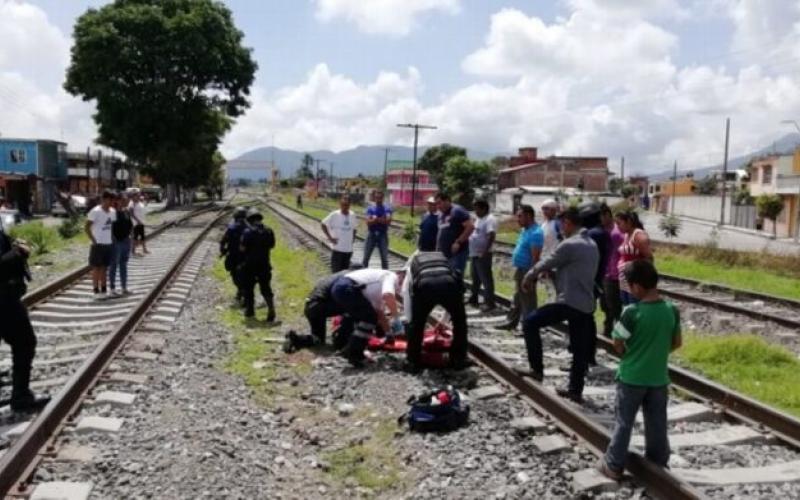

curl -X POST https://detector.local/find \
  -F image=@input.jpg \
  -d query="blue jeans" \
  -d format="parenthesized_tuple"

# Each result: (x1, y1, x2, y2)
(605, 382, 670, 473)
(522, 302, 594, 395)
(448, 250, 468, 286)
(362, 231, 389, 269)
(109, 239, 131, 290)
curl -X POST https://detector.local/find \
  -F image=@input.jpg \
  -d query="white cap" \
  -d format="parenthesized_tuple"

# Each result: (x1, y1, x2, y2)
(426, 196, 436, 203)
(541, 199, 558, 209)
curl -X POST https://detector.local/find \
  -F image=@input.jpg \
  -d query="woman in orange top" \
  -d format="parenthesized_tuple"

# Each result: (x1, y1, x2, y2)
(615, 210, 653, 305)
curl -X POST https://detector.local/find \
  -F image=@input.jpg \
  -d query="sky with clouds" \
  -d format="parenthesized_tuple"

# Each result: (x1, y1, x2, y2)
(1, 0, 800, 174)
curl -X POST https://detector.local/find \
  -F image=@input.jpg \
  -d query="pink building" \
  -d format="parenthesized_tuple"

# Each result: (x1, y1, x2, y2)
(386, 168, 438, 207)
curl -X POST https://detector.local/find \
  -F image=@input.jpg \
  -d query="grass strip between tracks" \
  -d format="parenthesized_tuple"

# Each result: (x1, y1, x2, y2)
(212, 210, 319, 405)
(675, 333, 800, 418)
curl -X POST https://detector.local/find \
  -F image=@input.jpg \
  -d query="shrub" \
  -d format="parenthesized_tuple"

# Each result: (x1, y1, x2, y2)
(58, 215, 84, 239)
(402, 219, 418, 243)
(9, 221, 60, 256)
(658, 214, 681, 238)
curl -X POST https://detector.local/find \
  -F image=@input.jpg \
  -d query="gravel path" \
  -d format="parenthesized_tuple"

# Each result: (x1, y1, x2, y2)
(35, 214, 648, 499)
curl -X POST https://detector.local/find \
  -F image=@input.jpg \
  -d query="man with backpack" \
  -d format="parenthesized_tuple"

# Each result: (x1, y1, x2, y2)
(219, 207, 249, 304)
(239, 209, 276, 322)
(401, 252, 468, 373)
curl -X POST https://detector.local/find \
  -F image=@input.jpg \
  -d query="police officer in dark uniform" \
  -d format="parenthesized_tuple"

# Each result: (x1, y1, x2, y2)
(220, 207, 248, 303)
(401, 252, 468, 372)
(283, 264, 364, 353)
(239, 209, 276, 322)
(0, 227, 50, 411)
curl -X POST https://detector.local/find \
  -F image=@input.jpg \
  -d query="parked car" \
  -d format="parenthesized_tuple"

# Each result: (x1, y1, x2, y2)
(139, 185, 163, 203)
(0, 208, 21, 230)
(51, 194, 89, 217)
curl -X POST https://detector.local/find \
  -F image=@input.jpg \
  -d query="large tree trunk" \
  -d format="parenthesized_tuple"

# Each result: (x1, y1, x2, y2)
(166, 183, 178, 208)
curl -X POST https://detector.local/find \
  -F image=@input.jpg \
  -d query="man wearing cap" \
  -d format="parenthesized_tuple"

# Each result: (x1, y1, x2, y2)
(239, 209, 277, 322)
(540, 199, 562, 303)
(418, 196, 439, 252)
(128, 189, 148, 256)
(321, 195, 357, 272)
(435, 192, 473, 283)
(520, 207, 599, 404)
(220, 207, 249, 303)
(331, 267, 402, 367)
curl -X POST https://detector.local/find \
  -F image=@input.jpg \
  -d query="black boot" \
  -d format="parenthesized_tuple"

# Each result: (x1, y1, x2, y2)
(266, 297, 276, 323)
(10, 366, 50, 412)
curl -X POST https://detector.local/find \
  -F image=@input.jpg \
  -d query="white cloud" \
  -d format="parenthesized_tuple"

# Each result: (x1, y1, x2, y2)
(313, 0, 460, 36)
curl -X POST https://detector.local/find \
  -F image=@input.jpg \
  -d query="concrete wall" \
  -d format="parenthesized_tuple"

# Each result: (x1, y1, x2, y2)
(654, 194, 758, 230)
(495, 192, 624, 214)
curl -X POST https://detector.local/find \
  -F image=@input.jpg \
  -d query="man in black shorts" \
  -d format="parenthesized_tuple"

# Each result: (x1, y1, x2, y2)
(85, 190, 116, 298)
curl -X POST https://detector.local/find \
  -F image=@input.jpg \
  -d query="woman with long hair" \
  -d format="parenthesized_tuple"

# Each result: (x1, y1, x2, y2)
(615, 210, 653, 305)
(109, 192, 134, 295)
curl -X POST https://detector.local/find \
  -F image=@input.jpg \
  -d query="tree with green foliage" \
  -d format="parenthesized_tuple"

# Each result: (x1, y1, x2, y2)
(64, 0, 257, 206)
(756, 194, 785, 238)
(696, 175, 718, 195)
(203, 151, 225, 200)
(418, 144, 467, 189)
(296, 154, 314, 180)
(442, 157, 492, 208)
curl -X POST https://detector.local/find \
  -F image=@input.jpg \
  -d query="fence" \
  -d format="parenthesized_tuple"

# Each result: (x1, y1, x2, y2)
(655, 195, 756, 230)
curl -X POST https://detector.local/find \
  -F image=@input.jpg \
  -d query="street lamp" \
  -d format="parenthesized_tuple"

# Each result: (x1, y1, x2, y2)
(397, 123, 437, 216)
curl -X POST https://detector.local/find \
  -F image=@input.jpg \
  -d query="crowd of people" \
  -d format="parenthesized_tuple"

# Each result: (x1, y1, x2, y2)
(278, 190, 679, 481)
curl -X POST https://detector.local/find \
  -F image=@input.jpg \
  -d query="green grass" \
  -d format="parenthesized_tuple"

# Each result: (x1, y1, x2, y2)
(656, 251, 800, 301)
(215, 210, 323, 405)
(323, 411, 408, 492)
(675, 333, 800, 418)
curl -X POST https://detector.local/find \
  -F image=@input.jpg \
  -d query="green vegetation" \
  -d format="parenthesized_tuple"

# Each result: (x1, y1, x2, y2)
(57, 215, 85, 239)
(755, 193, 785, 238)
(215, 210, 321, 404)
(655, 247, 800, 301)
(9, 222, 60, 256)
(675, 334, 800, 418)
(323, 413, 408, 492)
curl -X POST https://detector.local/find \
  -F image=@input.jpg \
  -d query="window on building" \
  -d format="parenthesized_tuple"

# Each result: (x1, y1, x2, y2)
(9, 149, 26, 163)
(762, 165, 773, 184)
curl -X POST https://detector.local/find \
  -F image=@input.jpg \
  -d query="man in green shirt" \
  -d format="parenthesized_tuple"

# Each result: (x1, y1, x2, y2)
(599, 260, 682, 480)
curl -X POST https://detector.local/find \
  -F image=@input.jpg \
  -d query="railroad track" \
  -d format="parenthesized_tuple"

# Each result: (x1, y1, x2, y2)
(266, 198, 800, 500)
(300, 200, 800, 332)
(0, 204, 232, 497)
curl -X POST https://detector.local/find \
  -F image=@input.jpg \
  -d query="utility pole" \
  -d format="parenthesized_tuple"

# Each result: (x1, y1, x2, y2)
(314, 159, 323, 196)
(671, 160, 678, 215)
(383, 147, 391, 189)
(397, 123, 437, 216)
(620, 156, 625, 185)
(720, 118, 731, 226)
(329, 162, 334, 193)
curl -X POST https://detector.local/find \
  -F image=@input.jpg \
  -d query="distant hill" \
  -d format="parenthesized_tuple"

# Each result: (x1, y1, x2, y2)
(646, 133, 800, 181)
(226, 145, 496, 181)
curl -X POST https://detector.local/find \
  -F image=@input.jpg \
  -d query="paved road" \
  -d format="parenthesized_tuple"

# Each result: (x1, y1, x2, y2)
(641, 212, 800, 256)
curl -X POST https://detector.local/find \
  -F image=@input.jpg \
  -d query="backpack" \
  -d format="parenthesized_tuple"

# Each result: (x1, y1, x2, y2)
(410, 252, 457, 288)
(400, 386, 469, 433)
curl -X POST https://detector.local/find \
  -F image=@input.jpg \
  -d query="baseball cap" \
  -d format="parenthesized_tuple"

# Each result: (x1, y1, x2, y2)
(541, 199, 559, 209)
(426, 196, 436, 203)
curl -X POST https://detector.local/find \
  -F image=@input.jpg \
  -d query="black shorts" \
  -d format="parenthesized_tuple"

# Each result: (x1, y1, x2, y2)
(133, 224, 146, 241)
(89, 244, 113, 267)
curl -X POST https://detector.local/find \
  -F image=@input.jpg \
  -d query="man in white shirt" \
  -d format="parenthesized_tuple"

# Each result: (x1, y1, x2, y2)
(540, 199, 562, 303)
(85, 190, 117, 297)
(330, 268, 402, 367)
(467, 199, 497, 311)
(128, 189, 148, 256)
(321, 195, 357, 272)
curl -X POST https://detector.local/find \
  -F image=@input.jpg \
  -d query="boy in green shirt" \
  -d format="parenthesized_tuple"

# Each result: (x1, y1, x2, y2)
(598, 260, 682, 480)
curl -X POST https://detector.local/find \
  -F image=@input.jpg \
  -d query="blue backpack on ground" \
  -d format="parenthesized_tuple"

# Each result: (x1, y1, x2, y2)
(401, 386, 470, 432)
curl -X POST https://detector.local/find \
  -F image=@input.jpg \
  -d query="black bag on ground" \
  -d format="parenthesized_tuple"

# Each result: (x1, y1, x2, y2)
(401, 386, 469, 432)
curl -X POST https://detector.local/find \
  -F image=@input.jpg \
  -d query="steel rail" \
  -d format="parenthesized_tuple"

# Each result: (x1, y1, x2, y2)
(21, 203, 219, 308)
(264, 199, 705, 500)
(0, 207, 232, 497)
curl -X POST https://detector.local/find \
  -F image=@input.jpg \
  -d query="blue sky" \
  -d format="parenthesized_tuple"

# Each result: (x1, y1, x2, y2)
(2, 1, 800, 173)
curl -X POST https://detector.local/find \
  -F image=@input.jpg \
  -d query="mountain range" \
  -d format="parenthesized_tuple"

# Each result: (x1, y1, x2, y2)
(225, 145, 495, 181)
(227, 133, 800, 182)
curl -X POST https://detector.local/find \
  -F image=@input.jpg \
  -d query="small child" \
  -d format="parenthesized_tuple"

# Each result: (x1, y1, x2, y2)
(598, 259, 682, 480)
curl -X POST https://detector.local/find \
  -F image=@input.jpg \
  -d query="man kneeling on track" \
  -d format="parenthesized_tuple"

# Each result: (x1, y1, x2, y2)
(330, 267, 402, 367)
(401, 252, 469, 373)
(0, 227, 50, 411)
(283, 264, 363, 353)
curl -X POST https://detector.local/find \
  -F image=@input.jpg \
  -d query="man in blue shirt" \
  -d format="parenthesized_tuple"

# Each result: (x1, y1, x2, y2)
(418, 197, 439, 252)
(361, 190, 392, 269)
(498, 205, 543, 331)
(435, 192, 473, 282)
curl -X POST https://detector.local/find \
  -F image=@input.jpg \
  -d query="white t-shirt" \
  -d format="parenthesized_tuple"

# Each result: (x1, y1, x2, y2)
(322, 209, 357, 253)
(129, 201, 146, 225)
(87, 205, 117, 245)
(541, 219, 560, 257)
(344, 268, 397, 311)
(468, 213, 498, 257)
